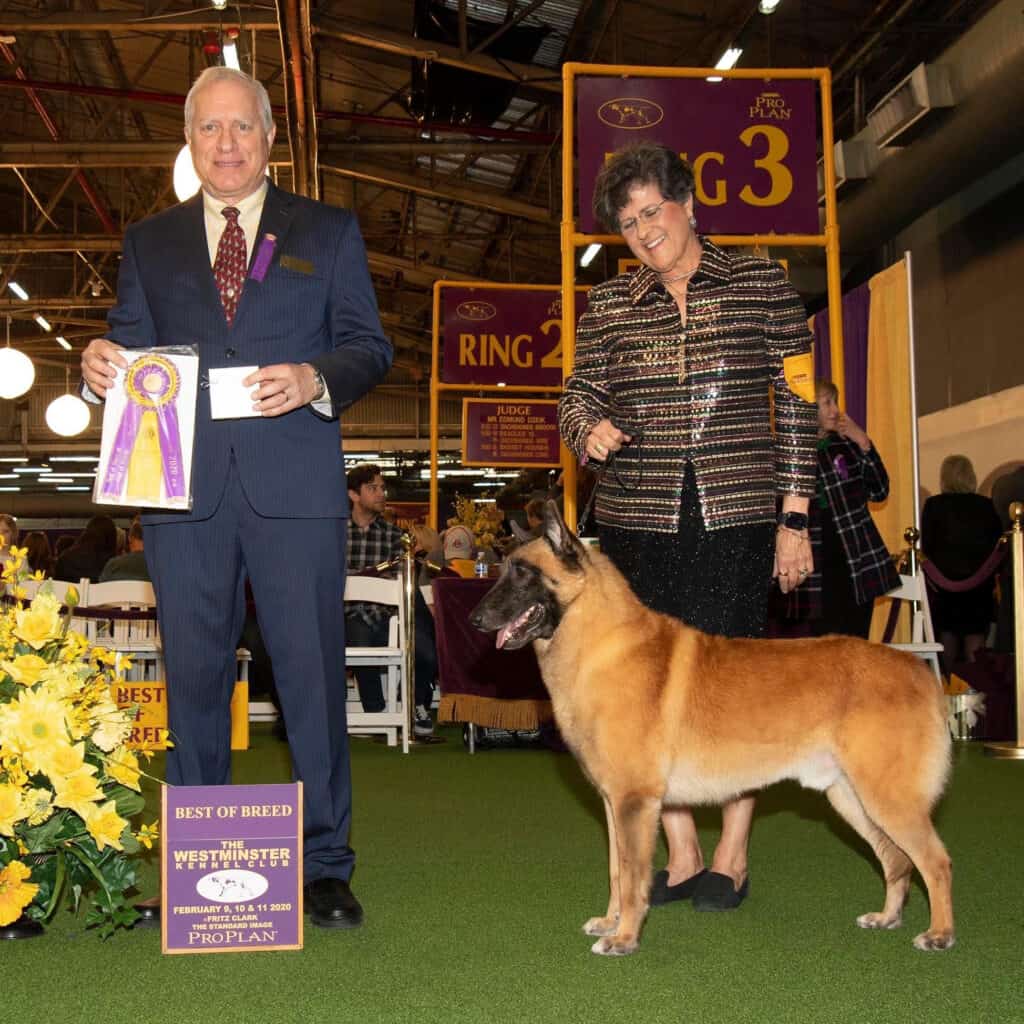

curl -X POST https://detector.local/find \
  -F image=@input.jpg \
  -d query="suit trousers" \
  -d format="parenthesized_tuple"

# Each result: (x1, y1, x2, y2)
(145, 456, 354, 883)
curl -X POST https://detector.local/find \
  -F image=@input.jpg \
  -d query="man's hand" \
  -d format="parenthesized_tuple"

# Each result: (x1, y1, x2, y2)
(81, 338, 129, 398)
(245, 363, 321, 417)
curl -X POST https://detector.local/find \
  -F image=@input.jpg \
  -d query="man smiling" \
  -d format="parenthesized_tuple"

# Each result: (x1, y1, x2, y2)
(81, 67, 392, 930)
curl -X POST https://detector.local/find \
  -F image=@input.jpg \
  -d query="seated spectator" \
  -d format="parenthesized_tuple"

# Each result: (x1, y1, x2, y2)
(23, 531, 53, 578)
(53, 534, 75, 561)
(54, 515, 118, 583)
(100, 519, 151, 582)
(441, 524, 474, 565)
(922, 455, 1003, 672)
(345, 464, 439, 739)
(525, 498, 545, 538)
(1, 513, 19, 566)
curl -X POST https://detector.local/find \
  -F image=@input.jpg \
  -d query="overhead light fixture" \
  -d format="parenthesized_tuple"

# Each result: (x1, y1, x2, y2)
(13, 465, 50, 474)
(580, 243, 602, 268)
(34, 313, 52, 332)
(89, 279, 102, 297)
(211, 0, 228, 9)
(0, 315, 35, 399)
(173, 144, 201, 202)
(45, 367, 91, 437)
(707, 47, 742, 83)
(7, 281, 29, 300)
(56, 336, 72, 350)
(758, 0, 782, 13)
(222, 42, 241, 70)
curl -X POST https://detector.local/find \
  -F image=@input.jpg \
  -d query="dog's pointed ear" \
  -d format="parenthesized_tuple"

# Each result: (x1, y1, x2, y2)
(541, 500, 585, 567)
(510, 519, 533, 545)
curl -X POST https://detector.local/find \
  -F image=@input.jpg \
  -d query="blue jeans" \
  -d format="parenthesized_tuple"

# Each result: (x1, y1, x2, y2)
(346, 589, 437, 711)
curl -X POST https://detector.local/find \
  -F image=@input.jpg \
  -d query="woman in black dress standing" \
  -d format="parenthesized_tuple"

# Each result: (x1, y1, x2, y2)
(921, 455, 1003, 672)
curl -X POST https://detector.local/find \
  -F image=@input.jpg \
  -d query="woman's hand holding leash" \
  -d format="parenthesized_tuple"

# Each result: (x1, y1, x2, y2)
(584, 419, 632, 464)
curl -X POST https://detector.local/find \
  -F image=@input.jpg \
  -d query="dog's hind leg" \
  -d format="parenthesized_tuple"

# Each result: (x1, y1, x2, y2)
(853, 790, 954, 951)
(583, 796, 621, 939)
(826, 774, 914, 931)
(590, 792, 661, 956)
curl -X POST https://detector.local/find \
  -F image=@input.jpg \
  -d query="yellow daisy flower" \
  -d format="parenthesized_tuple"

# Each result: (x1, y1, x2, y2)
(24, 787, 54, 826)
(0, 783, 27, 837)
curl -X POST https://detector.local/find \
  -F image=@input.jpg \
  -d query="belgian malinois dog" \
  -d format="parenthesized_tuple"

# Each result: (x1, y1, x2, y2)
(470, 502, 954, 956)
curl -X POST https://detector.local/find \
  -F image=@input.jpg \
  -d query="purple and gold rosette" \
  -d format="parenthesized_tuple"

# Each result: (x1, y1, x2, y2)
(100, 355, 187, 503)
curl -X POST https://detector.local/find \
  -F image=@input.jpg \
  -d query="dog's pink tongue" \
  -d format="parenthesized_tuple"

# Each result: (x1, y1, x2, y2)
(495, 626, 510, 649)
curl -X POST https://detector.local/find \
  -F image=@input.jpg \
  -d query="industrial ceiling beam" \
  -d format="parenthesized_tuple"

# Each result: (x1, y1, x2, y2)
(1, 11, 279, 32)
(322, 161, 553, 223)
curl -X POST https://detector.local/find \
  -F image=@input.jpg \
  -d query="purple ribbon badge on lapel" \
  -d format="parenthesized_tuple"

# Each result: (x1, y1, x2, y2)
(100, 355, 186, 503)
(249, 233, 277, 283)
(832, 453, 850, 480)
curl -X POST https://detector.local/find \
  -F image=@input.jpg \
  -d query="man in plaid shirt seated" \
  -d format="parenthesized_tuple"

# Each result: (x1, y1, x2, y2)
(345, 463, 437, 738)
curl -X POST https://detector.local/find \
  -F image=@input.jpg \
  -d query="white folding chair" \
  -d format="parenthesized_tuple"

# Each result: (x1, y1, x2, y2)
(85, 580, 158, 647)
(885, 571, 944, 683)
(344, 575, 410, 753)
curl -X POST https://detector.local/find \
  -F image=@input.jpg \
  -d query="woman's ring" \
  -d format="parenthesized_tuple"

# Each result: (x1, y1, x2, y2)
(799, 569, 808, 576)
(779, 570, 790, 576)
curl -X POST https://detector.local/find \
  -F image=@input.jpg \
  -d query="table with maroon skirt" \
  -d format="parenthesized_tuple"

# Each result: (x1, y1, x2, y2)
(431, 576, 553, 730)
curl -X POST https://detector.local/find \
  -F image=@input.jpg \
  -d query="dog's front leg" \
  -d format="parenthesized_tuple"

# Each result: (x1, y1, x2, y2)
(583, 795, 620, 938)
(591, 793, 661, 956)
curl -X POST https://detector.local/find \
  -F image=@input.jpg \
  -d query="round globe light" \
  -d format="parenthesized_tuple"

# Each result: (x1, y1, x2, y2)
(173, 144, 200, 201)
(45, 393, 91, 437)
(0, 346, 35, 399)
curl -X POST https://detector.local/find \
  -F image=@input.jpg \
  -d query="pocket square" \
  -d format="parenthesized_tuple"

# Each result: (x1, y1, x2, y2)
(280, 254, 315, 275)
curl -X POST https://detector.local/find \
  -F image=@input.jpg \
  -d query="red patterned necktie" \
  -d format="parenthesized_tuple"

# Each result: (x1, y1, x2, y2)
(213, 206, 247, 326)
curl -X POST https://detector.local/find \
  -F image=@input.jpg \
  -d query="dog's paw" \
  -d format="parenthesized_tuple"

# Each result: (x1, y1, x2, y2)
(590, 934, 638, 956)
(856, 911, 902, 930)
(913, 929, 955, 951)
(582, 915, 618, 937)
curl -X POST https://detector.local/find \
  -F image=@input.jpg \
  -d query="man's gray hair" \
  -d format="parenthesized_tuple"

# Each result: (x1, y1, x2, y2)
(184, 67, 274, 134)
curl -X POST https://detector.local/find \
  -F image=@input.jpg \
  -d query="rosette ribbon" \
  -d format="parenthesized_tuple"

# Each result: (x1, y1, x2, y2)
(100, 355, 186, 503)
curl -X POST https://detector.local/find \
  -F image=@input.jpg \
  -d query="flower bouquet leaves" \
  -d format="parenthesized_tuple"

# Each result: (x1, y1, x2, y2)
(0, 548, 159, 937)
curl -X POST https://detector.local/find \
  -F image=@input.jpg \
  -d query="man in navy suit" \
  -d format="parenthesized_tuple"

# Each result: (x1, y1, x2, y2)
(81, 67, 392, 929)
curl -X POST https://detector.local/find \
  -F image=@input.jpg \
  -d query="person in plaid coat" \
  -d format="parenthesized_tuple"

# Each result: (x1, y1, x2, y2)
(789, 379, 900, 637)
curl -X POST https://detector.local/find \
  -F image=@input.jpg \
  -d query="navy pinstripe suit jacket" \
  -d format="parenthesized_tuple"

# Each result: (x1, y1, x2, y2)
(106, 182, 392, 524)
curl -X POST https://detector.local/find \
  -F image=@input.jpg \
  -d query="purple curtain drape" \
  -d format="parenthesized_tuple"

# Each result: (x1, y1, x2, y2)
(811, 281, 870, 428)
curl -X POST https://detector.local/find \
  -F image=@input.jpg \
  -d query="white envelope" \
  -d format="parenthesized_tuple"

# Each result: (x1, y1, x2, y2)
(209, 365, 261, 419)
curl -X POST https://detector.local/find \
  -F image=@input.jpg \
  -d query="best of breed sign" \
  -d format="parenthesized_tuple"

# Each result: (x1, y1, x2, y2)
(576, 77, 819, 236)
(161, 783, 302, 954)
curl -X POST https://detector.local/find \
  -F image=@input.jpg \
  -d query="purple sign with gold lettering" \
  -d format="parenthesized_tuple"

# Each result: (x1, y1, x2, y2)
(161, 783, 302, 954)
(577, 77, 819, 235)
(442, 286, 588, 388)
(463, 398, 561, 468)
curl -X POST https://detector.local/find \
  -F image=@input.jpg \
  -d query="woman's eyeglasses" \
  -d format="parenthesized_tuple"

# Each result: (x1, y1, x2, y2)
(618, 199, 671, 236)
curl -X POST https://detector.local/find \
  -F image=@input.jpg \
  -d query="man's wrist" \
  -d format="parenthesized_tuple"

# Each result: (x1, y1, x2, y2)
(306, 363, 326, 403)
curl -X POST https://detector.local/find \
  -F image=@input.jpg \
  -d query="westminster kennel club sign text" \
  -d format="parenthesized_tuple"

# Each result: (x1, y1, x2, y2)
(576, 77, 819, 236)
(161, 783, 302, 954)
(442, 286, 588, 388)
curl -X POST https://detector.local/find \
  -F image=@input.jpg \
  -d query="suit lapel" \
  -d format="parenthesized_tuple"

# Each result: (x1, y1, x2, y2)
(179, 194, 223, 315)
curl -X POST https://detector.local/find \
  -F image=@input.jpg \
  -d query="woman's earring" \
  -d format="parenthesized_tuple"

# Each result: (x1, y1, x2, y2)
(689, 214, 698, 229)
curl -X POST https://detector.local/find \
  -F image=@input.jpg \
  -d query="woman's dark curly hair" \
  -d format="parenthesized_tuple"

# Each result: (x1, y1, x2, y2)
(591, 141, 696, 233)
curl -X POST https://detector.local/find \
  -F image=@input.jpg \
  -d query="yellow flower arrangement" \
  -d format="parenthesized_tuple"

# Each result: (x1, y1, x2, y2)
(0, 547, 154, 936)
(447, 494, 504, 553)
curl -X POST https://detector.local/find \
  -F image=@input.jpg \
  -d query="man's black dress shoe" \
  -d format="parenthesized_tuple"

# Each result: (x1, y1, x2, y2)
(132, 902, 161, 928)
(304, 877, 363, 929)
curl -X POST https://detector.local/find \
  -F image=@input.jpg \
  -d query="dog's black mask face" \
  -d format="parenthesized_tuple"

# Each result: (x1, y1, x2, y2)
(469, 556, 562, 650)
(470, 501, 584, 650)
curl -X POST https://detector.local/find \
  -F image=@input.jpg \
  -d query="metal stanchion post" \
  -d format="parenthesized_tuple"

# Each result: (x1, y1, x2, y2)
(985, 502, 1024, 759)
(400, 534, 416, 749)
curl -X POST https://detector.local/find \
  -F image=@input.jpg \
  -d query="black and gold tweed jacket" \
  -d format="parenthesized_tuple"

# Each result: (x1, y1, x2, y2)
(558, 240, 818, 533)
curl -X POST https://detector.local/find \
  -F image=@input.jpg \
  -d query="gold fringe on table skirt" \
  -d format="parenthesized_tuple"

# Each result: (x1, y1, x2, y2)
(438, 694, 554, 731)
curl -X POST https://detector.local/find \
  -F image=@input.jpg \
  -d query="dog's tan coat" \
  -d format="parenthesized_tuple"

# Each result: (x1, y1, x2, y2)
(483, 528, 954, 957)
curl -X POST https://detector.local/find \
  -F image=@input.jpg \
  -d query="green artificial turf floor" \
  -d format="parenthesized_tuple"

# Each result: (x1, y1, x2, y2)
(3, 727, 1020, 1024)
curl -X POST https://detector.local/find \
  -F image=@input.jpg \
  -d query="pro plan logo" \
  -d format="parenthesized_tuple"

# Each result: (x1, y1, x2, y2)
(749, 90, 792, 121)
(456, 300, 497, 322)
(597, 97, 664, 130)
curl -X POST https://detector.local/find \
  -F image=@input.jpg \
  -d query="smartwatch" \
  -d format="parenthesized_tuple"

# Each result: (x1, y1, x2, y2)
(777, 511, 809, 531)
